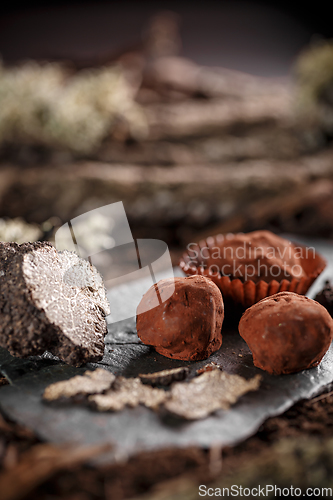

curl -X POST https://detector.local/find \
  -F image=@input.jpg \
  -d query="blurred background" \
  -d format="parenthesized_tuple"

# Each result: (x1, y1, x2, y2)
(1, 0, 333, 264)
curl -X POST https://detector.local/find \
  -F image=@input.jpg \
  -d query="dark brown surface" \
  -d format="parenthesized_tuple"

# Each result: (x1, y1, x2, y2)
(239, 291, 333, 375)
(136, 276, 224, 361)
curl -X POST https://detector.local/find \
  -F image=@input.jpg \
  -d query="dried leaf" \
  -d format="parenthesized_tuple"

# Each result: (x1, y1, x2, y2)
(164, 371, 261, 420)
(89, 377, 167, 411)
(43, 368, 115, 402)
(139, 367, 189, 386)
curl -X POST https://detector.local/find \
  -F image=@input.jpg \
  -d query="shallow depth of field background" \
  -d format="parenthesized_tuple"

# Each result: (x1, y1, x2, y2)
(1, 0, 333, 262)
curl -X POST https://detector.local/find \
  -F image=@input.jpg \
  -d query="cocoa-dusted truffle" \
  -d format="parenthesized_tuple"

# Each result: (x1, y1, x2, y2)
(205, 230, 306, 283)
(0, 242, 110, 366)
(136, 275, 224, 361)
(239, 291, 333, 375)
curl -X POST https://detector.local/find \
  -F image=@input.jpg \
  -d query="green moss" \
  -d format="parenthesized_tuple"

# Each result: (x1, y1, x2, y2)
(0, 218, 41, 243)
(295, 41, 333, 95)
(293, 40, 333, 137)
(0, 60, 147, 154)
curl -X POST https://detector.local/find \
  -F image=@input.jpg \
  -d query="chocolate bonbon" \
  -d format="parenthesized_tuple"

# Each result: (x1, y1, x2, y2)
(136, 275, 224, 361)
(239, 291, 333, 375)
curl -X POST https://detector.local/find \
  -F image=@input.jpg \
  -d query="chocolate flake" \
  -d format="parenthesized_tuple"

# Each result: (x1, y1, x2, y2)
(43, 369, 115, 402)
(42, 369, 261, 420)
(139, 367, 189, 386)
(89, 377, 167, 411)
(164, 370, 261, 420)
(0, 242, 110, 366)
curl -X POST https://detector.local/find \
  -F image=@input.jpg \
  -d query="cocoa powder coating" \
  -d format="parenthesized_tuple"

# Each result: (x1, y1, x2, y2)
(239, 291, 333, 375)
(136, 275, 224, 361)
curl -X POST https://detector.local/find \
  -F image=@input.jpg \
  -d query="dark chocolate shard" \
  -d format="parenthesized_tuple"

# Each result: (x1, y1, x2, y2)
(89, 377, 167, 411)
(0, 242, 110, 366)
(164, 370, 261, 420)
(314, 280, 333, 317)
(0, 375, 9, 387)
(43, 368, 115, 402)
(139, 366, 189, 386)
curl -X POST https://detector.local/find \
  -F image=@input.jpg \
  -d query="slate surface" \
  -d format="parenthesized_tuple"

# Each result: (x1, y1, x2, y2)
(1, 237, 333, 463)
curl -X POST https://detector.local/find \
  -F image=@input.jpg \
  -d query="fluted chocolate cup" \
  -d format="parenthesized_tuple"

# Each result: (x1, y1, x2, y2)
(179, 231, 326, 311)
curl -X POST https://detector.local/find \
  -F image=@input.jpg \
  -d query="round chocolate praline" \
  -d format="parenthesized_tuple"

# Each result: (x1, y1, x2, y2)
(136, 275, 224, 361)
(239, 291, 333, 375)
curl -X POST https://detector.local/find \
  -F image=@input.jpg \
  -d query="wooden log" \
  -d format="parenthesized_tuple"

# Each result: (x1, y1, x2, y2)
(1, 148, 333, 244)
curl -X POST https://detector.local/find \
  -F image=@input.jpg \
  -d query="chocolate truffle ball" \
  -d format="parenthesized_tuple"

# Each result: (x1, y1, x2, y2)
(205, 230, 306, 283)
(239, 291, 333, 375)
(136, 275, 224, 361)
